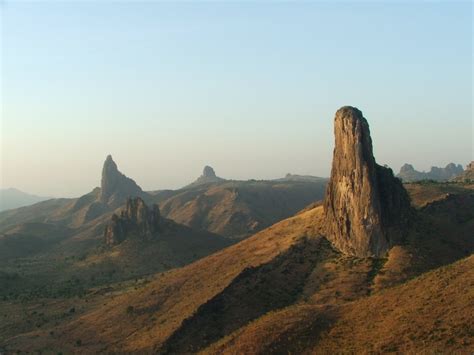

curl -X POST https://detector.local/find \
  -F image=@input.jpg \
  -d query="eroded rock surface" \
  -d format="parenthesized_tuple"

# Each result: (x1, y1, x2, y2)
(323, 106, 412, 257)
(104, 197, 161, 246)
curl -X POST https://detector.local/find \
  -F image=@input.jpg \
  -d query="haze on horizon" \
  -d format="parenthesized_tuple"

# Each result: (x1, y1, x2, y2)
(1, 1, 472, 197)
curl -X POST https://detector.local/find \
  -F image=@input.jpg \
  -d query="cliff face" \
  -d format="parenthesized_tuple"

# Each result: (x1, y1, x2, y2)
(99, 155, 146, 208)
(104, 197, 161, 246)
(323, 106, 412, 257)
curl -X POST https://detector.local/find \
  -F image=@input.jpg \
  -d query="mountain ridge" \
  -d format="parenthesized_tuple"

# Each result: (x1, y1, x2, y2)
(397, 162, 464, 182)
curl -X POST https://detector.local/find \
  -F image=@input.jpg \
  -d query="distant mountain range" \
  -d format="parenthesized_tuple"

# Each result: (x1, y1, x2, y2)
(397, 162, 464, 182)
(0, 188, 50, 212)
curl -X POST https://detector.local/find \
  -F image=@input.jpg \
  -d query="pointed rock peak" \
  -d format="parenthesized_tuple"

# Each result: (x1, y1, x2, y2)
(323, 106, 412, 257)
(102, 154, 118, 175)
(99, 155, 145, 207)
(186, 165, 225, 187)
(202, 165, 217, 178)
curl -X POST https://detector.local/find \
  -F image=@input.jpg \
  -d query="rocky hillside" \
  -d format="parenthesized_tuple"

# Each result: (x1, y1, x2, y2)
(156, 178, 327, 239)
(0, 160, 327, 241)
(185, 166, 226, 187)
(452, 161, 474, 182)
(397, 162, 464, 182)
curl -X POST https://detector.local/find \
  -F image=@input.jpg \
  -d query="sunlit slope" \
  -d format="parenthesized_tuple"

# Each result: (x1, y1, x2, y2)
(5, 206, 326, 353)
(203, 255, 473, 354)
(1, 185, 473, 353)
(157, 180, 327, 238)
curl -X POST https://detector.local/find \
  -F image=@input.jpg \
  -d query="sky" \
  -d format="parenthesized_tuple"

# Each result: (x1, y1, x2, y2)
(1, 0, 472, 197)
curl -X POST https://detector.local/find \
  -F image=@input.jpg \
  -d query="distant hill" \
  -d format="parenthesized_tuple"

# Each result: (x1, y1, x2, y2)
(275, 173, 327, 183)
(184, 166, 226, 188)
(397, 162, 464, 182)
(0, 163, 328, 240)
(0, 155, 150, 231)
(154, 176, 328, 239)
(0, 188, 50, 212)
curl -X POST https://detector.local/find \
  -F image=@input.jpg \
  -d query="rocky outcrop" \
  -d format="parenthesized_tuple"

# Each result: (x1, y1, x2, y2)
(203, 166, 217, 178)
(187, 166, 225, 187)
(452, 162, 474, 182)
(397, 163, 464, 182)
(323, 106, 412, 257)
(104, 197, 161, 246)
(99, 155, 146, 208)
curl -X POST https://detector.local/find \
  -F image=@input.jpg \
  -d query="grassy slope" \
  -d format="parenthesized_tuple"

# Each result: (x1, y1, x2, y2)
(404, 182, 473, 208)
(2, 206, 327, 353)
(157, 180, 327, 238)
(1, 183, 472, 353)
(203, 255, 473, 354)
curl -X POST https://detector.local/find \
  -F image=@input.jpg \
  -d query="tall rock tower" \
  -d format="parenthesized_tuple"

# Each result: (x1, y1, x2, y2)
(99, 155, 146, 208)
(324, 106, 412, 257)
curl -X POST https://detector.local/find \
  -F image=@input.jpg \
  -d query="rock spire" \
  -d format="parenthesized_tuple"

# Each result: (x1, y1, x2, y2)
(323, 106, 412, 257)
(99, 155, 145, 208)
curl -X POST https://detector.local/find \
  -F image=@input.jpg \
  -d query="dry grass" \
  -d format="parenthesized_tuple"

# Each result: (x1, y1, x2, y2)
(202, 255, 474, 354)
(158, 180, 327, 238)
(404, 182, 473, 208)
(2, 206, 326, 353)
(1, 184, 473, 354)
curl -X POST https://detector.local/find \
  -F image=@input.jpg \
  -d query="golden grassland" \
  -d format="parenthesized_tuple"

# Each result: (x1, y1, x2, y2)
(0, 183, 473, 353)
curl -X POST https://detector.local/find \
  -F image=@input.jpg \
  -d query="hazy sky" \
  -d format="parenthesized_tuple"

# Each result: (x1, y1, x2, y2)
(1, 1, 472, 197)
